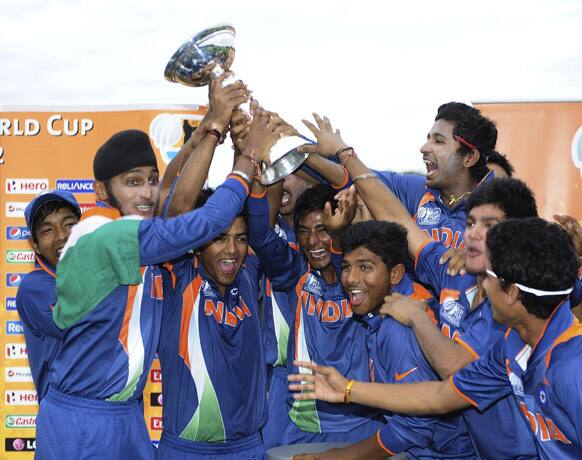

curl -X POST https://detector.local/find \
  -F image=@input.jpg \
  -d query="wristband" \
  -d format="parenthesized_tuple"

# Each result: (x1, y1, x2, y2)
(231, 169, 252, 186)
(337, 148, 357, 167)
(205, 127, 226, 144)
(352, 173, 378, 182)
(335, 146, 354, 158)
(344, 379, 355, 404)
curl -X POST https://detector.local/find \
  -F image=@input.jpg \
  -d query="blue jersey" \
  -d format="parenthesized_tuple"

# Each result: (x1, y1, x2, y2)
(248, 195, 380, 434)
(414, 241, 538, 458)
(159, 254, 267, 442)
(376, 170, 495, 249)
(364, 275, 475, 459)
(452, 301, 582, 459)
(15, 256, 62, 401)
(50, 176, 249, 401)
(570, 269, 582, 307)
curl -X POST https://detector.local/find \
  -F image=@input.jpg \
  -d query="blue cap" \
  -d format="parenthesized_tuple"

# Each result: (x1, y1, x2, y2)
(25, 190, 82, 231)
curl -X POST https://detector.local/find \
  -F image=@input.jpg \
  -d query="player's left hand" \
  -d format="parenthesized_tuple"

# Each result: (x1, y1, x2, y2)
(293, 449, 345, 460)
(323, 185, 357, 236)
(381, 292, 428, 326)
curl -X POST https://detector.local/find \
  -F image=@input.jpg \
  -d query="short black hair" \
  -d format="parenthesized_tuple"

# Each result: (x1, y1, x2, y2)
(487, 218, 579, 319)
(195, 187, 248, 222)
(466, 178, 537, 219)
(32, 202, 81, 243)
(341, 221, 408, 272)
(487, 150, 514, 177)
(436, 102, 497, 183)
(293, 184, 337, 230)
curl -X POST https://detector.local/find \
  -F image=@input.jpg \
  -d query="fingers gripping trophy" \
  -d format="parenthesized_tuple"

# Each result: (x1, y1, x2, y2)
(165, 24, 313, 184)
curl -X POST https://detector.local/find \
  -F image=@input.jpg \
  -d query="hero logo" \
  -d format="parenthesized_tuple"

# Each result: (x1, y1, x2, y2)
(6, 321, 24, 335)
(5, 390, 38, 406)
(5, 178, 49, 195)
(417, 206, 441, 226)
(150, 417, 163, 430)
(5, 343, 28, 359)
(6, 250, 35, 264)
(6, 226, 31, 240)
(6, 297, 17, 311)
(5, 437, 36, 451)
(56, 179, 94, 193)
(5, 202, 28, 218)
(5, 415, 36, 428)
(6, 273, 23, 287)
(6, 366, 33, 382)
(80, 203, 96, 214)
(150, 369, 162, 383)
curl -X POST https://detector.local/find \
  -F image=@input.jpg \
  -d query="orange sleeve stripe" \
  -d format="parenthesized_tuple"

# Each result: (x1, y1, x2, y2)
(249, 187, 266, 199)
(417, 191, 435, 208)
(376, 430, 397, 456)
(454, 337, 480, 361)
(227, 174, 250, 195)
(439, 289, 460, 303)
(331, 166, 350, 190)
(330, 241, 342, 255)
(448, 375, 479, 408)
(414, 239, 432, 271)
(410, 282, 434, 301)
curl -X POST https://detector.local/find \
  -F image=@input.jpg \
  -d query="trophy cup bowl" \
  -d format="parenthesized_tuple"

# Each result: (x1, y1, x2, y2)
(164, 24, 236, 87)
(165, 25, 310, 184)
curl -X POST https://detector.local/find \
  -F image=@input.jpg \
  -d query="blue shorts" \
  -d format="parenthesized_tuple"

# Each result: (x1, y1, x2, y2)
(36, 388, 154, 460)
(262, 366, 291, 450)
(156, 431, 265, 460)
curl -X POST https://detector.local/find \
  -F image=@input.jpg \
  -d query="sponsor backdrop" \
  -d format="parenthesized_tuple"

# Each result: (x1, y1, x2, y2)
(474, 101, 582, 219)
(0, 105, 206, 457)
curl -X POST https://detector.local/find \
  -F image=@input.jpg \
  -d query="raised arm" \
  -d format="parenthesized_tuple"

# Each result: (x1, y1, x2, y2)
(298, 114, 430, 258)
(162, 74, 251, 217)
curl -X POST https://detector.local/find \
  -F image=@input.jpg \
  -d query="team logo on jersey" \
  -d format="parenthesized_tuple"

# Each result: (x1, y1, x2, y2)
(416, 206, 441, 226)
(202, 280, 217, 299)
(5, 437, 36, 452)
(273, 224, 289, 242)
(303, 273, 323, 297)
(508, 370, 524, 397)
(440, 298, 465, 327)
(538, 389, 547, 405)
(6, 226, 31, 240)
(6, 273, 23, 287)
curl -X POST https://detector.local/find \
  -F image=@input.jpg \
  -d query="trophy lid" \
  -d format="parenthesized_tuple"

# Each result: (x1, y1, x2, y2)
(165, 24, 236, 87)
(260, 148, 310, 185)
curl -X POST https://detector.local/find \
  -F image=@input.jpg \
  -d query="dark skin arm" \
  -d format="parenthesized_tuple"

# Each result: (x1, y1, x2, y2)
(162, 73, 250, 217)
(288, 361, 469, 416)
(293, 435, 388, 460)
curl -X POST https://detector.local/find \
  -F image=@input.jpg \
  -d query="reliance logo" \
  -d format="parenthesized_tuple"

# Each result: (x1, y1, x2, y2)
(56, 179, 94, 193)
(6, 321, 24, 335)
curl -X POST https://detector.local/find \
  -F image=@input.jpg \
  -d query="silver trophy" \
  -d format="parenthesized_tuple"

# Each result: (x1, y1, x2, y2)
(165, 25, 311, 184)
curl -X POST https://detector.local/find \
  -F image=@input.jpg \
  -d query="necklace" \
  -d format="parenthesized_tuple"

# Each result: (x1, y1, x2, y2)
(444, 191, 471, 207)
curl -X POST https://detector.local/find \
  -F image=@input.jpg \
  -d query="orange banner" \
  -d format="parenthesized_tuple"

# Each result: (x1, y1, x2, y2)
(475, 101, 582, 219)
(0, 105, 206, 457)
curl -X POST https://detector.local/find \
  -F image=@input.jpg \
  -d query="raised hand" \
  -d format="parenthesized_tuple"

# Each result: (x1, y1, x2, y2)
(242, 100, 290, 162)
(380, 292, 428, 326)
(297, 113, 349, 157)
(323, 185, 357, 236)
(287, 360, 348, 404)
(205, 73, 251, 132)
(230, 108, 251, 153)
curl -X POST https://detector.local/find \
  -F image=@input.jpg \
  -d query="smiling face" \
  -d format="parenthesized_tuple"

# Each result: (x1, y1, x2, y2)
(341, 246, 404, 316)
(96, 166, 160, 218)
(296, 210, 333, 272)
(463, 204, 506, 275)
(198, 216, 248, 295)
(30, 205, 79, 267)
(420, 119, 466, 190)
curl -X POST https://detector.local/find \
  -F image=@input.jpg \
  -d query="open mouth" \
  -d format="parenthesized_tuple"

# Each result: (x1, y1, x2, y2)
(218, 259, 237, 276)
(349, 288, 366, 306)
(56, 248, 63, 259)
(281, 191, 290, 207)
(424, 159, 438, 180)
(136, 204, 154, 214)
(466, 246, 481, 258)
(309, 248, 328, 262)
